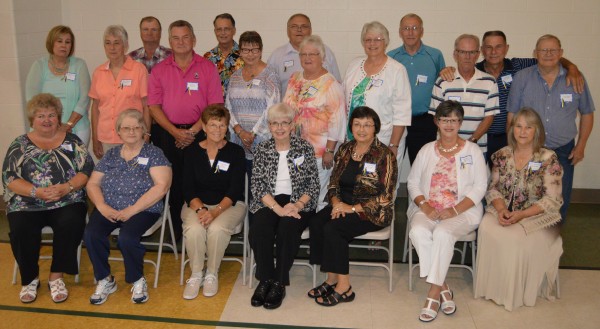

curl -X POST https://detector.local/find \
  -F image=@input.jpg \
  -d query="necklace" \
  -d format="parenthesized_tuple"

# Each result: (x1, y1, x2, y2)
(438, 142, 458, 153)
(351, 145, 368, 160)
(49, 55, 68, 73)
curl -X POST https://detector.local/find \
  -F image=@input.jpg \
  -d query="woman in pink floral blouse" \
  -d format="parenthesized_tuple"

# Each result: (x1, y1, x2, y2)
(407, 100, 488, 322)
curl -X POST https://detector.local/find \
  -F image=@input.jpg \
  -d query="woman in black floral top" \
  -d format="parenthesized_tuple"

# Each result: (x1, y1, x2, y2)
(249, 103, 319, 310)
(307, 106, 398, 306)
(2, 93, 94, 304)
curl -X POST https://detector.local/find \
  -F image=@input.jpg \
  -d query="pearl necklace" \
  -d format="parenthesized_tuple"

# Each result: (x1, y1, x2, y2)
(438, 142, 458, 153)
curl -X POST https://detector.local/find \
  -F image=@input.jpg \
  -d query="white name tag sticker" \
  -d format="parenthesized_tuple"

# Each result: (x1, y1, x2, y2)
(187, 82, 199, 91)
(528, 161, 542, 171)
(120, 79, 132, 87)
(460, 155, 473, 166)
(284, 60, 294, 68)
(137, 157, 149, 165)
(372, 79, 384, 87)
(448, 96, 461, 101)
(252, 79, 261, 86)
(294, 155, 304, 167)
(560, 94, 573, 103)
(60, 143, 73, 152)
(417, 74, 428, 83)
(65, 72, 76, 81)
(364, 162, 376, 173)
(307, 86, 318, 96)
(217, 160, 230, 172)
(501, 74, 512, 84)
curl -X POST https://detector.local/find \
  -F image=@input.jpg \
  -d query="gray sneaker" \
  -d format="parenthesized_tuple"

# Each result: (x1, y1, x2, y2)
(203, 273, 218, 297)
(90, 275, 117, 305)
(183, 276, 203, 300)
(131, 277, 148, 304)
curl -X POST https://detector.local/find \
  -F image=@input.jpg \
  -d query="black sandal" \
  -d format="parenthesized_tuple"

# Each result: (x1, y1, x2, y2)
(308, 281, 337, 299)
(315, 286, 355, 307)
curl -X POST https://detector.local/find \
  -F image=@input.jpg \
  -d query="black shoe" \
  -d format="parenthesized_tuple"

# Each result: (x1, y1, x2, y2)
(251, 280, 272, 307)
(263, 281, 286, 310)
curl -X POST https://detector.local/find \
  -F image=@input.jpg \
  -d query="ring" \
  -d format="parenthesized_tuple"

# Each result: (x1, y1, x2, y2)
(243, 139, 247, 142)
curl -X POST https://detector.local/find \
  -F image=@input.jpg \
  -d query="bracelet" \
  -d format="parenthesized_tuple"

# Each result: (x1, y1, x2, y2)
(270, 202, 277, 209)
(235, 128, 242, 136)
(30, 186, 37, 198)
(297, 200, 305, 207)
(389, 143, 398, 148)
(418, 199, 427, 207)
(67, 181, 74, 192)
(325, 148, 334, 154)
(452, 206, 459, 216)
(217, 205, 223, 212)
(66, 121, 74, 127)
(195, 206, 209, 213)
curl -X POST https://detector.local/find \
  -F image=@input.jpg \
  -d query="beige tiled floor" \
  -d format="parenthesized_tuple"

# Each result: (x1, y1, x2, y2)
(219, 264, 600, 329)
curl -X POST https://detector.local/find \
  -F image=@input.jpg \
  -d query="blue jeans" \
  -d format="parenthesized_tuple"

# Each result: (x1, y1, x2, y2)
(552, 140, 575, 222)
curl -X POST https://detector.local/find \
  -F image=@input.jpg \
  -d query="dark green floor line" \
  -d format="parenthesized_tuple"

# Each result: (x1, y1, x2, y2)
(0, 304, 350, 329)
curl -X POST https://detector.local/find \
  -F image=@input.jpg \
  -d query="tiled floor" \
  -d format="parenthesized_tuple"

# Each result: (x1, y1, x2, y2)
(219, 264, 600, 329)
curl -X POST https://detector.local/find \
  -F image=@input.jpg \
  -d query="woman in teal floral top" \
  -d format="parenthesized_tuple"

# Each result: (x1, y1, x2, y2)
(475, 108, 563, 311)
(2, 93, 94, 304)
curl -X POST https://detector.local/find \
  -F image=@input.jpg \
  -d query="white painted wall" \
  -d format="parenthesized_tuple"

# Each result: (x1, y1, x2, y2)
(2, 0, 600, 188)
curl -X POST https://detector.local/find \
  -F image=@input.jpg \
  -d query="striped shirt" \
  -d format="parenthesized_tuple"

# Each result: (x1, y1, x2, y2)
(476, 58, 537, 133)
(430, 68, 500, 153)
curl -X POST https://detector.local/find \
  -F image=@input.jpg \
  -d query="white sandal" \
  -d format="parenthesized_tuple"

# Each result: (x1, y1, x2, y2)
(19, 278, 40, 303)
(440, 287, 456, 315)
(419, 297, 440, 322)
(48, 278, 68, 303)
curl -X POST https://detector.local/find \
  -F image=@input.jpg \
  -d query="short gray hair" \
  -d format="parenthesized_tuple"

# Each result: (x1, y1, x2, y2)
(299, 35, 326, 61)
(454, 34, 479, 50)
(116, 109, 146, 134)
(361, 21, 390, 48)
(267, 103, 295, 122)
(104, 25, 129, 49)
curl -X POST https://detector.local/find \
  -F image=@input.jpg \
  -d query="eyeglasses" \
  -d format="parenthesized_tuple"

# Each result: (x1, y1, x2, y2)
(269, 121, 292, 128)
(536, 48, 561, 55)
(438, 118, 460, 125)
(455, 49, 480, 57)
(119, 126, 143, 133)
(352, 122, 375, 130)
(206, 123, 227, 130)
(299, 52, 320, 58)
(241, 48, 261, 54)
(364, 37, 385, 44)
(400, 26, 421, 32)
(214, 27, 233, 33)
(288, 24, 311, 31)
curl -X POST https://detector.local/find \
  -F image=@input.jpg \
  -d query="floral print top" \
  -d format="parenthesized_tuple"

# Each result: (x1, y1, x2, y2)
(2, 133, 94, 213)
(283, 71, 346, 158)
(428, 145, 459, 210)
(486, 146, 563, 233)
(347, 76, 371, 139)
(204, 42, 244, 99)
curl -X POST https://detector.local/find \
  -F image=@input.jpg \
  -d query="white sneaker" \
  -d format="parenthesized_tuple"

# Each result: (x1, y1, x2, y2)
(183, 276, 203, 300)
(131, 277, 148, 304)
(90, 275, 117, 305)
(203, 273, 218, 297)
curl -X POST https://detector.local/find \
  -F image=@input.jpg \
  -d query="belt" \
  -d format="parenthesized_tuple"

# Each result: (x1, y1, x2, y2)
(174, 123, 194, 129)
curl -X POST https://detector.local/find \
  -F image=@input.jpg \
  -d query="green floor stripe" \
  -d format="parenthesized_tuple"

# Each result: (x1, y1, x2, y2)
(0, 304, 349, 329)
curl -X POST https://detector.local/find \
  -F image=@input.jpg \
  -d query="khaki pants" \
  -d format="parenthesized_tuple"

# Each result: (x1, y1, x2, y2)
(181, 202, 246, 275)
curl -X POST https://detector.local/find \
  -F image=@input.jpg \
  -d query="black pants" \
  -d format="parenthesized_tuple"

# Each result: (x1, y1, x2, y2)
(249, 194, 315, 285)
(309, 206, 381, 274)
(406, 113, 438, 164)
(151, 123, 205, 239)
(486, 132, 507, 168)
(8, 203, 87, 285)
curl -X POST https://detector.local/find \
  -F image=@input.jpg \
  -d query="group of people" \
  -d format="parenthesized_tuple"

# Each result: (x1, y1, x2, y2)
(3, 9, 594, 321)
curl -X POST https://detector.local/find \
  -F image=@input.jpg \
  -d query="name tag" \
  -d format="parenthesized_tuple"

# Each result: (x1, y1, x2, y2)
(528, 161, 542, 171)
(65, 72, 76, 81)
(364, 162, 376, 173)
(217, 160, 230, 172)
(416, 74, 428, 84)
(460, 155, 473, 168)
(560, 94, 573, 103)
(448, 96, 461, 101)
(252, 79, 261, 86)
(137, 157, 149, 165)
(120, 79, 132, 87)
(187, 82, 199, 91)
(306, 86, 318, 96)
(371, 79, 383, 87)
(501, 74, 512, 85)
(293, 155, 304, 167)
(284, 60, 294, 68)
(60, 143, 73, 152)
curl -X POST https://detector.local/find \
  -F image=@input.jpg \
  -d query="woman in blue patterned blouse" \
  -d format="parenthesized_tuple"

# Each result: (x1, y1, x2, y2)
(248, 103, 320, 310)
(84, 109, 172, 305)
(3, 93, 94, 304)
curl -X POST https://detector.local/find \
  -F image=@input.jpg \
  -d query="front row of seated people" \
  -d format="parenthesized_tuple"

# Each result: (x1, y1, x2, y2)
(3, 96, 563, 316)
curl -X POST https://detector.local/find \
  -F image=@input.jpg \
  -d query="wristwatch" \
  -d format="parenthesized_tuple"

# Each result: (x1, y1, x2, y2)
(389, 143, 397, 148)
(66, 121, 74, 127)
(469, 137, 478, 143)
(325, 148, 334, 154)
(195, 206, 209, 213)
(351, 205, 356, 213)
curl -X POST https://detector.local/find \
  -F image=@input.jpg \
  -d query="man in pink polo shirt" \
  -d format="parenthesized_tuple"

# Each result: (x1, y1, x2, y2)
(148, 20, 223, 239)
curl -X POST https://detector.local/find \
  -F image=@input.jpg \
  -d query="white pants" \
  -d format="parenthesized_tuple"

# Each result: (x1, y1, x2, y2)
(182, 202, 246, 275)
(316, 158, 332, 211)
(409, 211, 478, 286)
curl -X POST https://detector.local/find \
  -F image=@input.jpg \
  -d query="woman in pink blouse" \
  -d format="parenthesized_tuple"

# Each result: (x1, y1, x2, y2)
(407, 100, 487, 322)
